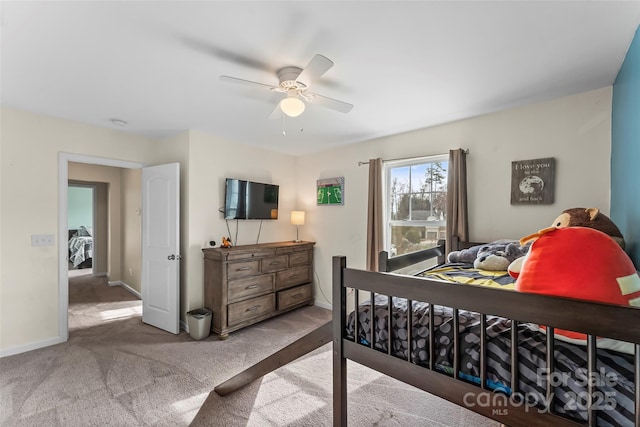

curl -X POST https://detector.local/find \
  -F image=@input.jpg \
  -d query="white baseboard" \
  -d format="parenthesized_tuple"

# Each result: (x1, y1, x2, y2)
(1, 336, 66, 358)
(314, 300, 332, 310)
(180, 319, 188, 333)
(108, 280, 142, 299)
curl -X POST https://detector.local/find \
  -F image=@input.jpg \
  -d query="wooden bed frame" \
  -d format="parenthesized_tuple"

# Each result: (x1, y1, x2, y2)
(333, 242, 640, 426)
(215, 239, 640, 426)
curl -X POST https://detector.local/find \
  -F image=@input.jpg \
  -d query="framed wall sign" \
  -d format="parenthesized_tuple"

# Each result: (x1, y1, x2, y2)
(317, 177, 344, 205)
(510, 157, 555, 205)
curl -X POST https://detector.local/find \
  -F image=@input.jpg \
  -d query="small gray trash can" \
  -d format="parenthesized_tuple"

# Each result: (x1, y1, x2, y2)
(186, 308, 212, 340)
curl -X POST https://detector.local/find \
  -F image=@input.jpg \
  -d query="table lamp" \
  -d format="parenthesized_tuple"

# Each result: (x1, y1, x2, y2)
(290, 211, 305, 243)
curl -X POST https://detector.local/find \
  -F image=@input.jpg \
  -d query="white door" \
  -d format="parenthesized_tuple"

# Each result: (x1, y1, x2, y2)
(142, 163, 180, 334)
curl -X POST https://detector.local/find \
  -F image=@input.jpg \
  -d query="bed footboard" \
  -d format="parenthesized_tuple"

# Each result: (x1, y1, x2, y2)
(332, 255, 640, 427)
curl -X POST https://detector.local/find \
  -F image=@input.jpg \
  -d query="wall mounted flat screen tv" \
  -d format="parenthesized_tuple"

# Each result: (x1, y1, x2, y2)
(224, 178, 279, 220)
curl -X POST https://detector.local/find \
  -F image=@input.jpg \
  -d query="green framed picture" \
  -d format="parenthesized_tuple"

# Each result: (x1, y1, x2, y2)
(317, 177, 344, 206)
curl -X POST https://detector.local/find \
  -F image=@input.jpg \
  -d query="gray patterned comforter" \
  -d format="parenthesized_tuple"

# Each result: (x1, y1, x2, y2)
(346, 295, 635, 426)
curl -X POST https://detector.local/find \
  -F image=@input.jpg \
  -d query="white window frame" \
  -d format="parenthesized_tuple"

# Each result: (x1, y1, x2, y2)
(384, 154, 449, 257)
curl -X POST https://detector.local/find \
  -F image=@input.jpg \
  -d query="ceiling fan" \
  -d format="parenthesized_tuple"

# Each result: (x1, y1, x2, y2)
(220, 54, 353, 119)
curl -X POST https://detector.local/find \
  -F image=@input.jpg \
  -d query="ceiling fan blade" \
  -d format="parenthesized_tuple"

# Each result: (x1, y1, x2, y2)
(180, 36, 273, 72)
(219, 75, 278, 91)
(296, 54, 334, 87)
(268, 102, 283, 120)
(307, 93, 353, 113)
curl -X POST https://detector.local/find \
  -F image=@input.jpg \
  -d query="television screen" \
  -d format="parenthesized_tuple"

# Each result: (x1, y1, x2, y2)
(225, 179, 279, 220)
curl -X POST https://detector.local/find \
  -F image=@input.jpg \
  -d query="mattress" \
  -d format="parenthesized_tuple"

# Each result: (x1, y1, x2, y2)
(346, 294, 635, 426)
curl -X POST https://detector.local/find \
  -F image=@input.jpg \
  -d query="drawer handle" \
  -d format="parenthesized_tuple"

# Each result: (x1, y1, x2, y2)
(245, 284, 259, 290)
(269, 261, 281, 265)
(289, 274, 300, 279)
(236, 266, 252, 271)
(291, 293, 303, 299)
(245, 305, 260, 312)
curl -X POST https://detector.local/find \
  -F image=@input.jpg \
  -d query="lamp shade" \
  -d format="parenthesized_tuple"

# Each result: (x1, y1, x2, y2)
(290, 211, 305, 226)
(280, 96, 305, 117)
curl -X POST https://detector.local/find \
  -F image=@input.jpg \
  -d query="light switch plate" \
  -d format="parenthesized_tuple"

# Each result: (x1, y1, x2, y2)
(31, 234, 55, 247)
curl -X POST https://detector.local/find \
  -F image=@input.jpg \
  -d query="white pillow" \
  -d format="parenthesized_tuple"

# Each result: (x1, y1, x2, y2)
(78, 226, 93, 237)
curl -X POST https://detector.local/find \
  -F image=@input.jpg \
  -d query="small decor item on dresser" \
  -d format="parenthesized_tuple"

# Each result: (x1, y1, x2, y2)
(221, 237, 233, 248)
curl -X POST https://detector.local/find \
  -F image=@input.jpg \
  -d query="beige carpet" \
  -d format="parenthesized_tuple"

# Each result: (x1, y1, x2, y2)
(1, 274, 498, 426)
(191, 346, 499, 427)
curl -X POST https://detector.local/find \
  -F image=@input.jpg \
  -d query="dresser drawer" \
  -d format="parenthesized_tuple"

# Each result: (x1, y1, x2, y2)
(228, 274, 274, 303)
(227, 249, 276, 261)
(289, 250, 311, 267)
(227, 260, 260, 279)
(227, 294, 275, 326)
(278, 283, 312, 311)
(261, 255, 288, 273)
(276, 266, 311, 290)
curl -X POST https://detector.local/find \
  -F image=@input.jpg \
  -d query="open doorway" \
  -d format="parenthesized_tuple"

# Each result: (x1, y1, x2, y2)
(58, 154, 146, 343)
(67, 183, 96, 277)
(58, 153, 181, 342)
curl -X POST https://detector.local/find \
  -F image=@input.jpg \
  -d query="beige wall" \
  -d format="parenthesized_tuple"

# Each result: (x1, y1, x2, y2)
(122, 168, 142, 292)
(0, 86, 613, 355)
(184, 131, 297, 313)
(0, 108, 156, 352)
(94, 182, 109, 274)
(146, 130, 298, 319)
(296, 87, 613, 306)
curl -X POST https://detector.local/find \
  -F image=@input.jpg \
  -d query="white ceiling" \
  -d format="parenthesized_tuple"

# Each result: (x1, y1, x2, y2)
(2, 1, 639, 156)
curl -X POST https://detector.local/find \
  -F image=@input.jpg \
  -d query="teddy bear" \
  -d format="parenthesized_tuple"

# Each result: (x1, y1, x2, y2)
(447, 245, 482, 264)
(519, 207, 625, 249)
(474, 241, 530, 271)
(508, 207, 626, 277)
(448, 240, 529, 271)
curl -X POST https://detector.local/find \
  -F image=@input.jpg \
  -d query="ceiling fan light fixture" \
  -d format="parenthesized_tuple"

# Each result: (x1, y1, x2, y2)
(279, 94, 305, 117)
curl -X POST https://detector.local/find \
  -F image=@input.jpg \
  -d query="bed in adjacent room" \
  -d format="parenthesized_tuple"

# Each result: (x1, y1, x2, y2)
(68, 226, 93, 269)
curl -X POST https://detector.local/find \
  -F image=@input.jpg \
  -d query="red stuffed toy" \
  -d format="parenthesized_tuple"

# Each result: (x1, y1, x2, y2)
(513, 227, 639, 340)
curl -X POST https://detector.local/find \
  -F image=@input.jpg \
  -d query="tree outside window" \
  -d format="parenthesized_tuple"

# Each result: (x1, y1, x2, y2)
(386, 157, 448, 257)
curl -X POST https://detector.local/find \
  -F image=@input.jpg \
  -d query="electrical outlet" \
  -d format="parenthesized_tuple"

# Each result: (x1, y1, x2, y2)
(31, 234, 55, 247)
(129, 268, 133, 277)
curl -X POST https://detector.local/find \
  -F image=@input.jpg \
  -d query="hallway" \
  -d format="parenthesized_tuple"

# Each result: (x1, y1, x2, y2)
(68, 273, 141, 332)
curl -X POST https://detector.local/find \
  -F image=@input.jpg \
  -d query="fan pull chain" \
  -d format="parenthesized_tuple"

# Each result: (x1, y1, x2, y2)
(281, 114, 304, 136)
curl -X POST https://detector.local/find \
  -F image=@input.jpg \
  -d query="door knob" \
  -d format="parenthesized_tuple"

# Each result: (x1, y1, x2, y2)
(168, 254, 175, 260)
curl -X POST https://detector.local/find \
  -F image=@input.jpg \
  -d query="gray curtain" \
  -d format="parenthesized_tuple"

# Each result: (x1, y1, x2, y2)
(366, 158, 383, 271)
(446, 149, 468, 254)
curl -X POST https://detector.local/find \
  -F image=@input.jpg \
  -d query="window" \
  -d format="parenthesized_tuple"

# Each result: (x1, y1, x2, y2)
(385, 155, 448, 257)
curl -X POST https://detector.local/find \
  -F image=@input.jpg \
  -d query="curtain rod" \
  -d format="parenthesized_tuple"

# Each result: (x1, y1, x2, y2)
(357, 149, 469, 166)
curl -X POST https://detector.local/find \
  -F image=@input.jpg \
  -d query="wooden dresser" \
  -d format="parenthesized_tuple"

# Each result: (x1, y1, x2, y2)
(202, 241, 315, 338)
